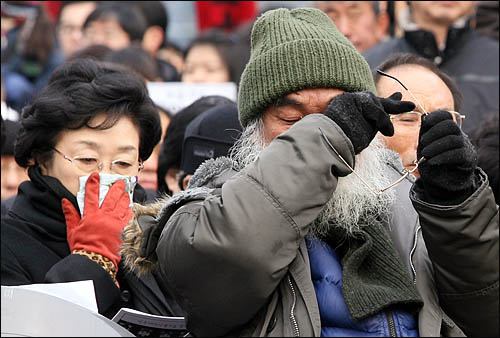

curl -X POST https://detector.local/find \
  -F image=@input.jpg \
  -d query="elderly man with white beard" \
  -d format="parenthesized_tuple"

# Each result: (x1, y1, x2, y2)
(121, 8, 499, 338)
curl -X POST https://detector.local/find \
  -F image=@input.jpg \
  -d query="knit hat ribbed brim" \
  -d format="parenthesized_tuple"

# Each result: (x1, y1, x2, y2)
(237, 8, 377, 127)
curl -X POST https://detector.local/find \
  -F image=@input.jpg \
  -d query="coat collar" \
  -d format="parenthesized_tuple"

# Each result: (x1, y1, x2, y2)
(398, 6, 472, 64)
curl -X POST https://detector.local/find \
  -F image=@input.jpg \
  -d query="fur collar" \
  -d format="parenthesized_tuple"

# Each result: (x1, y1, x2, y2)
(121, 157, 236, 276)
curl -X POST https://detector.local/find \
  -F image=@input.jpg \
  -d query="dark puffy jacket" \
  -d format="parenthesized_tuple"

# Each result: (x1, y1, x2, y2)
(307, 236, 418, 337)
(363, 15, 499, 135)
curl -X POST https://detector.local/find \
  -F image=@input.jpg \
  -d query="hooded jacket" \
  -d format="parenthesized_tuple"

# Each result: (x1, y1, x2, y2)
(363, 9, 499, 135)
(1, 166, 182, 319)
(122, 114, 498, 337)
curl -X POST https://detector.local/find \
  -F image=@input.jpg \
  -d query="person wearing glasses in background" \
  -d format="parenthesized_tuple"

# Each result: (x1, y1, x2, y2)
(122, 8, 498, 337)
(56, 1, 97, 60)
(373, 52, 465, 179)
(1, 59, 183, 319)
(363, 1, 499, 136)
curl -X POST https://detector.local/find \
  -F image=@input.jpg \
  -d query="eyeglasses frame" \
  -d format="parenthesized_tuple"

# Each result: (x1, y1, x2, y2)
(53, 148, 144, 174)
(318, 70, 465, 196)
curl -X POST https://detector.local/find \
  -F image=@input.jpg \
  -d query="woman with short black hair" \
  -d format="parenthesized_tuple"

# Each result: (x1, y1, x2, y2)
(1, 59, 181, 319)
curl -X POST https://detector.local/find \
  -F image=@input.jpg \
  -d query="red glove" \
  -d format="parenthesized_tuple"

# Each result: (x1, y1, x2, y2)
(61, 172, 133, 270)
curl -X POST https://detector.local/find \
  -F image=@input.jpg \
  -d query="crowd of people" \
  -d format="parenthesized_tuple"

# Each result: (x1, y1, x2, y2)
(1, 1, 498, 337)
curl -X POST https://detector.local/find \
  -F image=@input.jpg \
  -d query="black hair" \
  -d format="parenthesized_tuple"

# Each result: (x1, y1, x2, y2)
(373, 53, 463, 112)
(184, 30, 240, 83)
(2, 119, 21, 156)
(130, 1, 168, 33)
(157, 95, 234, 194)
(470, 112, 499, 205)
(83, 3, 147, 42)
(67, 44, 113, 62)
(3, 3, 55, 66)
(57, 1, 97, 22)
(1, 116, 5, 151)
(15, 59, 162, 168)
(105, 45, 160, 82)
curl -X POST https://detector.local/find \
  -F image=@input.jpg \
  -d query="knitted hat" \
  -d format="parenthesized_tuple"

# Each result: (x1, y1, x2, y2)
(237, 7, 377, 127)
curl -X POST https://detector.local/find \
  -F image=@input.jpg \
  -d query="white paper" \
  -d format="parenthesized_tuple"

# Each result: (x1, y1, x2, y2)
(112, 307, 186, 331)
(7, 280, 98, 313)
(147, 81, 237, 114)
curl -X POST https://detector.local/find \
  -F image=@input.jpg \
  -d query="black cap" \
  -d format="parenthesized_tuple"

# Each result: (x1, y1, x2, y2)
(157, 95, 234, 194)
(181, 103, 242, 175)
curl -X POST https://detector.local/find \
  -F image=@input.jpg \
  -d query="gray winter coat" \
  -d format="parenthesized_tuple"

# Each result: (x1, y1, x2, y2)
(122, 114, 499, 337)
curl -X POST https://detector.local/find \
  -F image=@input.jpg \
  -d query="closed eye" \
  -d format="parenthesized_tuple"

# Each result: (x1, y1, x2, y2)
(112, 161, 133, 169)
(282, 118, 301, 124)
(75, 157, 98, 164)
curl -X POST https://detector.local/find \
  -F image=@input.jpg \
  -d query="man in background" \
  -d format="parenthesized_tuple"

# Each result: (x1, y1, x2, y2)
(315, 1, 389, 52)
(363, 1, 499, 135)
(56, 1, 97, 59)
(82, 3, 147, 51)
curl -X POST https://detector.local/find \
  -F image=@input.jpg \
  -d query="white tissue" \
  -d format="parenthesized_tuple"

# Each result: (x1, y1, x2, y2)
(76, 173, 137, 216)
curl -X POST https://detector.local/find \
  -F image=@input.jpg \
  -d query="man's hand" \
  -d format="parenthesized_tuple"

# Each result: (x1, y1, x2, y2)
(62, 172, 133, 269)
(417, 110, 478, 205)
(324, 91, 415, 154)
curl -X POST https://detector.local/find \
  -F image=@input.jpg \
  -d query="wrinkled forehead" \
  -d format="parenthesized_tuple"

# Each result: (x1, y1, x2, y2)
(375, 65, 455, 112)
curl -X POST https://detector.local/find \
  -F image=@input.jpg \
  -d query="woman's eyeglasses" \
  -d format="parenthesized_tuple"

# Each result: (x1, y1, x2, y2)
(53, 148, 144, 176)
(319, 70, 466, 196)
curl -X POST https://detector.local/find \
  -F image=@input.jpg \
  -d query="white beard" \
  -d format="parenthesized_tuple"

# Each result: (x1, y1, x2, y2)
(230, 119, 396, 239)
(309, 136, 396, 239)
(229, 118, 267, 170)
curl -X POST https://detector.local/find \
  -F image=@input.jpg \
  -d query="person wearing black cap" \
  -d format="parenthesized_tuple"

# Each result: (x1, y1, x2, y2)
(156, 95, 234, 197)
(178, 102, 242, 190)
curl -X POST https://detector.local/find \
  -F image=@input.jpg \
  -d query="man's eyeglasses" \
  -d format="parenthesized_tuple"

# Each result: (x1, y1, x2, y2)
(390, 110, 464, 130)
(376, 70, 465, 128)
(53, 148, 143, 176)
(319, 128, 423, 196)
(319, 70, 466, 196)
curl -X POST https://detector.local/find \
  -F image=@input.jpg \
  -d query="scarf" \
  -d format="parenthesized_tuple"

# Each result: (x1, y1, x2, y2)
(324, 218, 423, 320)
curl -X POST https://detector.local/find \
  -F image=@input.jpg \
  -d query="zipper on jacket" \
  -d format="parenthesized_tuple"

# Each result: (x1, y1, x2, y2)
(287, 275, 300, 337)
(385, 310, 398, 337)
(409, 225, 421, 284)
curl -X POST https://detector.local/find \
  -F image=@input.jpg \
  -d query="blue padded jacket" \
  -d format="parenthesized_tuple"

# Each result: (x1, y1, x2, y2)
(307, 237, 419, 337)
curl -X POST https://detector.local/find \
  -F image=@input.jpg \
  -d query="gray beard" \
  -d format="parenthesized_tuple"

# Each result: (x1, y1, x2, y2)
(230, 119, 396, 239)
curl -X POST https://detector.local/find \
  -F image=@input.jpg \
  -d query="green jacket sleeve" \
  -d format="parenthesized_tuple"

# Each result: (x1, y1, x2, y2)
(156, 114, 354, 336)
(410, 169, 499, 337)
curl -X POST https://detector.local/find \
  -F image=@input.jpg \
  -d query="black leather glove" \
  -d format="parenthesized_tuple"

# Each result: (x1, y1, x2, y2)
(416, 110, 478, 205)
(324, 91, 415, 154)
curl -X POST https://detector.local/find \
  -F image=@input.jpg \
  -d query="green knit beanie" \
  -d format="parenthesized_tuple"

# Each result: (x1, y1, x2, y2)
(237, 7, 377, 127)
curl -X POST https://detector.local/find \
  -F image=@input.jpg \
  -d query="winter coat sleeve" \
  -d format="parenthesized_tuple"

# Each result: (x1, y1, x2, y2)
(410, 169, 499, 337)
(155, 114, 354, 336)
(1, 223, 123, 319)
(45, 254, 122, 318)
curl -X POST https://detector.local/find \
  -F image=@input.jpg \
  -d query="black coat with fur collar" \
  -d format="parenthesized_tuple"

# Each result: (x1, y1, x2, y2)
(1, 166, 182, 319)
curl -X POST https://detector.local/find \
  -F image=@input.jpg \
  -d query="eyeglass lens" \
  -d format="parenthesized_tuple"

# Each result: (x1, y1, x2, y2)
(377, 70, 465, 129)
(53, 149, 140, 175)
